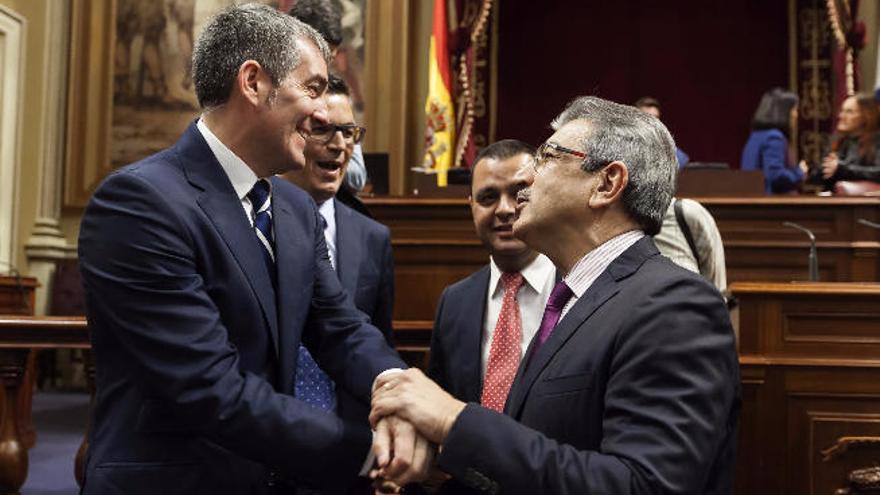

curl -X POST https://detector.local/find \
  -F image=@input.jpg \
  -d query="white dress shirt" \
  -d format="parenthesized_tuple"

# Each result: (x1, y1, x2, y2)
(481, 253, 556, 379)
(560, 230, 645, 320)
(317, 199, 337, 269)
(196, 119, 266, 228)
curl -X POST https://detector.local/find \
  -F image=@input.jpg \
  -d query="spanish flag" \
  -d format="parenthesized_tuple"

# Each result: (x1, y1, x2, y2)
(423, 0, 455, 186)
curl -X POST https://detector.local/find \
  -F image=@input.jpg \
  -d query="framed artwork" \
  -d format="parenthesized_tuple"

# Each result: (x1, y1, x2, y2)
(65, 0, 372, 207)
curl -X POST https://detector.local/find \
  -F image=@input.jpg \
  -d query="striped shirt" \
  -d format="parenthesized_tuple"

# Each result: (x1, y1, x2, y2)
(560, 230, 645, 320)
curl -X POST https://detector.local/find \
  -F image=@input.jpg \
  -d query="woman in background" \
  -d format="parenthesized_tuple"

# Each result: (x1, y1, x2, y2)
(741, 88, 806, 194)
(822, 93, 880, 184)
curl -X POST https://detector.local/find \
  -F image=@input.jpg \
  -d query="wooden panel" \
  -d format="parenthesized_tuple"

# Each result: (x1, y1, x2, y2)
(734, 282, 880, 360)
(368, 198, 488, 322)
(0, 277, 37, 316)
(732, 282, 880, 495)
(364, 198, 880, 325)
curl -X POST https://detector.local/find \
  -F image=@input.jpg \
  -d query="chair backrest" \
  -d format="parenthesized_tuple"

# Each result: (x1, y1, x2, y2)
(50, 258, 85, 316)
(677, 169, 765, 197)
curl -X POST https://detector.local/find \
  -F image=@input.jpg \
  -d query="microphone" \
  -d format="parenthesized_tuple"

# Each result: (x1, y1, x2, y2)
(783, 221, 819, 282)
(857, 218, 880, 230)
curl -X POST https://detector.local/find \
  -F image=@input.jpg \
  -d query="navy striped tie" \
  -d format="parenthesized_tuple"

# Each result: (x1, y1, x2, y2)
(246, 179, 275, 287)
(247, 180, 335, 411)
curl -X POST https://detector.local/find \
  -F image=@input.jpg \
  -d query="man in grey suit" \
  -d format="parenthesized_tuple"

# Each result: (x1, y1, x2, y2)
(371, 96, 740, 494)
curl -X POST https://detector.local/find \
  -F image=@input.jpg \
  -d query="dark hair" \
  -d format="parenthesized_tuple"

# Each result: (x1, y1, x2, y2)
(326, 74, 350, 97)
(751, 88, 799, 137)
(472, 139, 535, 172)
(289, 0, 344, 47)
(832, 92, 880, 161)
(634, 96, 660, 110)
(192, 4, 330, 109)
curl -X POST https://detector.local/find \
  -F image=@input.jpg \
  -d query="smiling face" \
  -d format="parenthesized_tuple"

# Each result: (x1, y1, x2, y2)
(470, 153, 535, 263)
(253, 38, 329, 175)
(284, 93, 354, 203)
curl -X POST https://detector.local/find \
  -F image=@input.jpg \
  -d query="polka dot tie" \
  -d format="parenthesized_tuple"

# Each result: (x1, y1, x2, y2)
(293, 215, 336, 412)
(294, 346, 336, 412)
(481, 272, 525, 412)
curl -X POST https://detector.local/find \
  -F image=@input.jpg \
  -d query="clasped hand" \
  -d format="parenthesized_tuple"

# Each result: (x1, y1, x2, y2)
(369, 369, 467, 491)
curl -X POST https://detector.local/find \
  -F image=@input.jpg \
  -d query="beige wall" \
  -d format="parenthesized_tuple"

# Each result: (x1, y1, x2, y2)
(1, 0, 77, 317)
(2, 0, 46, 271)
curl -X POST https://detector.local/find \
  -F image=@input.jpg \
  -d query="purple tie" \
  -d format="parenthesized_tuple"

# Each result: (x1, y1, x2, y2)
(531, 280, 574, 356)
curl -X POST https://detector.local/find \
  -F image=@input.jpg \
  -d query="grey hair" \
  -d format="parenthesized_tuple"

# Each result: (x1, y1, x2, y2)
(550, 96, 677, 236)
(192, 3, 331, 109)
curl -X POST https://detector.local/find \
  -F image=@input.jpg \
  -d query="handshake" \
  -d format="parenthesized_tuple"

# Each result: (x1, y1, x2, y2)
(368, 368, 467, 492)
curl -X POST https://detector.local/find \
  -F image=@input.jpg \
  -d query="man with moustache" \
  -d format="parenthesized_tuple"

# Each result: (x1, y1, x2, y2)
(283, 73, 393, 441)
(428, 140, 555, 411)
(371, 96, 740, 494)
(77, 5, 426, 494)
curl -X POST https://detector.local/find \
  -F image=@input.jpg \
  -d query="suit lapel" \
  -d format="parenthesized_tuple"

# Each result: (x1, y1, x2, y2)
(334, 199, 360, 293)
(180, 123, 280, 358)
(504, 237, 659, 418)
(271, 183, 314, 394)
(461, 266, 491, 402)
(505, 271, 619, 418)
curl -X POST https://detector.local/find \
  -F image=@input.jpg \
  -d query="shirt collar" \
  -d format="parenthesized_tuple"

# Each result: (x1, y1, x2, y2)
(197, 117, 261, 200)
(488, 253, 555, 297)
(564, 230, 645, 298)
(318, 197, 336, 225)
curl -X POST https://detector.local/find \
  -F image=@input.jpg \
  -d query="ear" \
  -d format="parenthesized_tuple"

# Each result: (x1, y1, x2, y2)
(235, 60, 268, 107)
(587, 161, 628, 208)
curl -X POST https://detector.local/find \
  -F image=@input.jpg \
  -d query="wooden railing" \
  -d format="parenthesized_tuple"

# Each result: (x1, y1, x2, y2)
(0, 316, 90, 494)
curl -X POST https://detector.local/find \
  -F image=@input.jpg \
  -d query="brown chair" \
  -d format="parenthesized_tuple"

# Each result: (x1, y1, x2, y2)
(833, 180, 880, 196)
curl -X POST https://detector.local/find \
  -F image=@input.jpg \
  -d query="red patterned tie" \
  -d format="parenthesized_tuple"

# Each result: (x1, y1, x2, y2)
(481, 272, 525, 412)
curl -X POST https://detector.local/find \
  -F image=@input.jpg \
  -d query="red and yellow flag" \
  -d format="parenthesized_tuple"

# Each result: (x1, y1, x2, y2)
(423, 0, 455, 186)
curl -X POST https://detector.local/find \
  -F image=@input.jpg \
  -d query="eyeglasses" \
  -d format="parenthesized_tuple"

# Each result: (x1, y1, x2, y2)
(308, 124, 366, 145)
(533, 141, 588, 173)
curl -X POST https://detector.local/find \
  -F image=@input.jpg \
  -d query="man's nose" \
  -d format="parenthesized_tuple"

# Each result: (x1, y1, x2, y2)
(496, 194, 516, 218)
(311, 98, 329, 125)
(327, 130, 346, 150)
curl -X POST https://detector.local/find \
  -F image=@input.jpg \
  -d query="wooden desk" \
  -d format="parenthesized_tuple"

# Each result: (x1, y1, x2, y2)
(699, 197, 880, 283)
(365, 196, 880, 322)
(0, 316, 90, 494)
(732, 282, 880, 495)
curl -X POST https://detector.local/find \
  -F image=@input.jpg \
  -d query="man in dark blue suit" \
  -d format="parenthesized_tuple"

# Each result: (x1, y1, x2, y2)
(428, 140, 555, 408)
(283, 75, 394, 461)
(284, 75, 393, 345)
(372, 96, 740, 494)
(78, 5, 424, 495)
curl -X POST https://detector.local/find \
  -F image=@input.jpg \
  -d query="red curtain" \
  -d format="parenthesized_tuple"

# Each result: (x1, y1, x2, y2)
(494, 0, 790, 169)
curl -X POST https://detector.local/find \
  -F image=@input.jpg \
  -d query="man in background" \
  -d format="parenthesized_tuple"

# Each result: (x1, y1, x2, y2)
(636, 96, 690, 167)
(290, 0, 372, 217)
(371, 96, 739, 494)
(654, 197, 727, 295)
(283, 73, 394, 447)
(429, 140, 555, 409)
